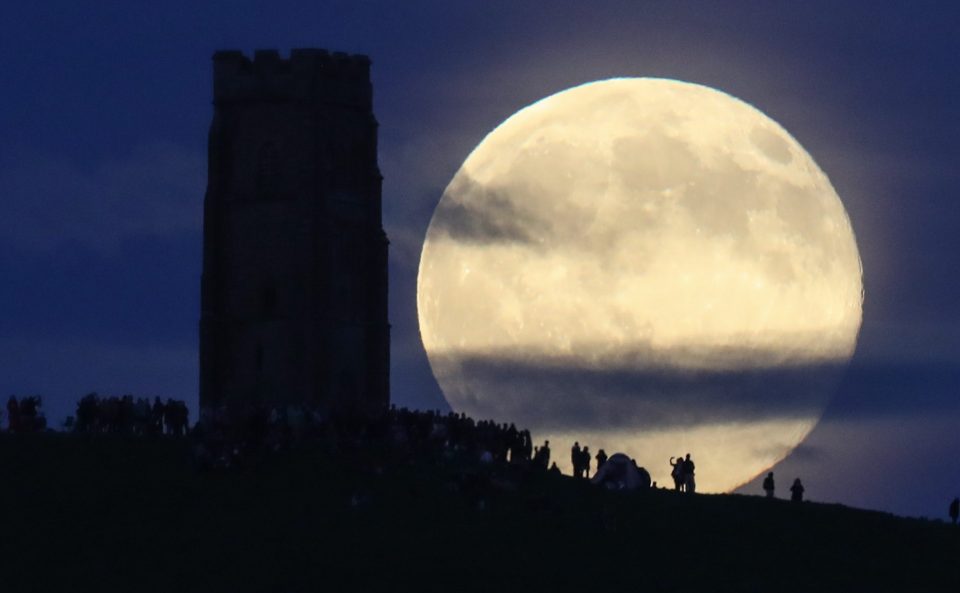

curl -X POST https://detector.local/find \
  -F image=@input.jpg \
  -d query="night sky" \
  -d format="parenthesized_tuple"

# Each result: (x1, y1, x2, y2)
(2, 1, 959, 518)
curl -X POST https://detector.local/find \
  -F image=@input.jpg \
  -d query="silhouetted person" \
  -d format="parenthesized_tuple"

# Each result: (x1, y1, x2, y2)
(163, 399, 188, 436)
(19, 396, 39, 433)
(950, 497, 959, 525)
(541, 440, 551, 470)
(581, 446, 591, 479)
(669, 455, 685, 491)
(548, 462, 561, 476)
(790, 478, 805, 502)
(75, 393, 99, 432)
(763, 472, 775, 498)
(151, 397, 165, 435)
(520, 429, 532, 461)
(6, 396, 20, 433)
(595, 449, 608, 475)
(682, 454, 696, 493)
(571, 442, 582, 478)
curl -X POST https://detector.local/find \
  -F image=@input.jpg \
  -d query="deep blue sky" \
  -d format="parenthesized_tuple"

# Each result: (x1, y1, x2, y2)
(2, 1, 959, 518)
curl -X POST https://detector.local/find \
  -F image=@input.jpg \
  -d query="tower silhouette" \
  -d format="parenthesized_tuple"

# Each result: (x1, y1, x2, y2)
(199, 49, 389, 418)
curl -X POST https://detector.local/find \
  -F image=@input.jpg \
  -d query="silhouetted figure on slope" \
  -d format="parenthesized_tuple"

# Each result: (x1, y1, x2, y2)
(669, 455, 685, 492)
(571, 442, 582, 478)
(75, 393, 99, 432)
(548, 462, 561, 476)
(581, 446, 591, 479)
(682, 454, 696, 493)
(763, 472, 775, 499)
(506, 423, 520, 462)
(6, 396, 20, 433)
(117, 395, 134, 434)
(540, 440, 551, 470)
(134, 397, 150, 434)
(100, 397, 119, 432)
(790, 478, 805, 502)
(151, 398, 165, 435)
(520, 430, 532, 461)
(595, 449, 608, 475)
(950, 497, 959, 525)
(161, 399, 190, 436)
(18, 396, 44, 433)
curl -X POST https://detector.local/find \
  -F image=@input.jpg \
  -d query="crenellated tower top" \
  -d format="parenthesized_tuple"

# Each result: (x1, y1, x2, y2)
(212, 48, 372, 108)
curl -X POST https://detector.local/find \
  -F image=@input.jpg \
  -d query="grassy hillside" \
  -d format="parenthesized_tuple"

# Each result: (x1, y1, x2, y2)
(0, 433, 956, 592)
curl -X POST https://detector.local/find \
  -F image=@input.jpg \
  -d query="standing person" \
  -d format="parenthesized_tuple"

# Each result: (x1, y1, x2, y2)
(581, 446, 591, 479)
(790, 478, 805, 502)
(521, 430, 532, 461)
(6, 396, 20, 433)
(571, 442, 582, 478)
(682, 453, 696, 494)
(669, 455, 685, 491)
(151, 397, 165, 435)
(540, 440, 551, 470)
(595, 449, 608, 476)
(19, 397, 38, 433)
(763, 472, 776, 498)
(950, 497, 959, 525)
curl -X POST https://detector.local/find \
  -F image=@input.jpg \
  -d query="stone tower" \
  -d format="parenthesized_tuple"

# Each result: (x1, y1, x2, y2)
(199, 49, 389, 419)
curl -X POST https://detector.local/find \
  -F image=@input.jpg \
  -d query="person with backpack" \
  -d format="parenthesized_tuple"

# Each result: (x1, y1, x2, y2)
(763, 472, 775, 498)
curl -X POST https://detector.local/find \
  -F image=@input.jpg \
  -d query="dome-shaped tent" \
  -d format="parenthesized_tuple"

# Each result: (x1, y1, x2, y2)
(591, 453, 651, 490)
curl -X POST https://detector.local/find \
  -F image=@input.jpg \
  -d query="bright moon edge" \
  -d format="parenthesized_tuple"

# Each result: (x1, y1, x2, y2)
(417, 77, 863, 492)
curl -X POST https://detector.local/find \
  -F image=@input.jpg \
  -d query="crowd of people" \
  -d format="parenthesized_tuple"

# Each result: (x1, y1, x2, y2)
(73, 393, 190, 436)
(570, 442, 608, 479)
(384, 406, 537, 466)
(669, 453, 697, 493)
(5, 395, 47, 433)
(193, 403, 549, 472)
(1, 394, 836, 507)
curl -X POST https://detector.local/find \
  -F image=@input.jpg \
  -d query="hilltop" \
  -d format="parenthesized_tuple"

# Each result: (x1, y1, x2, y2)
(0, 433, 956, 592)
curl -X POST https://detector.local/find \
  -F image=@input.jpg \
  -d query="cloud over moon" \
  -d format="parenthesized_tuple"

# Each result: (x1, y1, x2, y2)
(429, 350, 844, 431)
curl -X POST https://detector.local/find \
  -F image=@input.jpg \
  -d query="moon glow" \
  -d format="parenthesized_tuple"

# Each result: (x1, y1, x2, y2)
(417, 79, 862, 491)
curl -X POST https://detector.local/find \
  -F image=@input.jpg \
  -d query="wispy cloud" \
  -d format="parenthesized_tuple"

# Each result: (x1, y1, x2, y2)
(0, 142, 203, 253)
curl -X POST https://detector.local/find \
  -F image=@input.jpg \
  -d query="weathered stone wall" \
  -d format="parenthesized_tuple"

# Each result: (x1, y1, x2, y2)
(200, 49, 389, 418)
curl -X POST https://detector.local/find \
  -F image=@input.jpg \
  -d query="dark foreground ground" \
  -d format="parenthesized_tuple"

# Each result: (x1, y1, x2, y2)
(0, 434, 957, 593)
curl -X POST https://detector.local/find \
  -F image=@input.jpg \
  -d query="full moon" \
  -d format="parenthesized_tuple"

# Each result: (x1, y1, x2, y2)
(417, 78, 862, 492)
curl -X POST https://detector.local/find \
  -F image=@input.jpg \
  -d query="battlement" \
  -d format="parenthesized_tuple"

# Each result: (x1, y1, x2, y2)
(212, 48, 372, 108)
